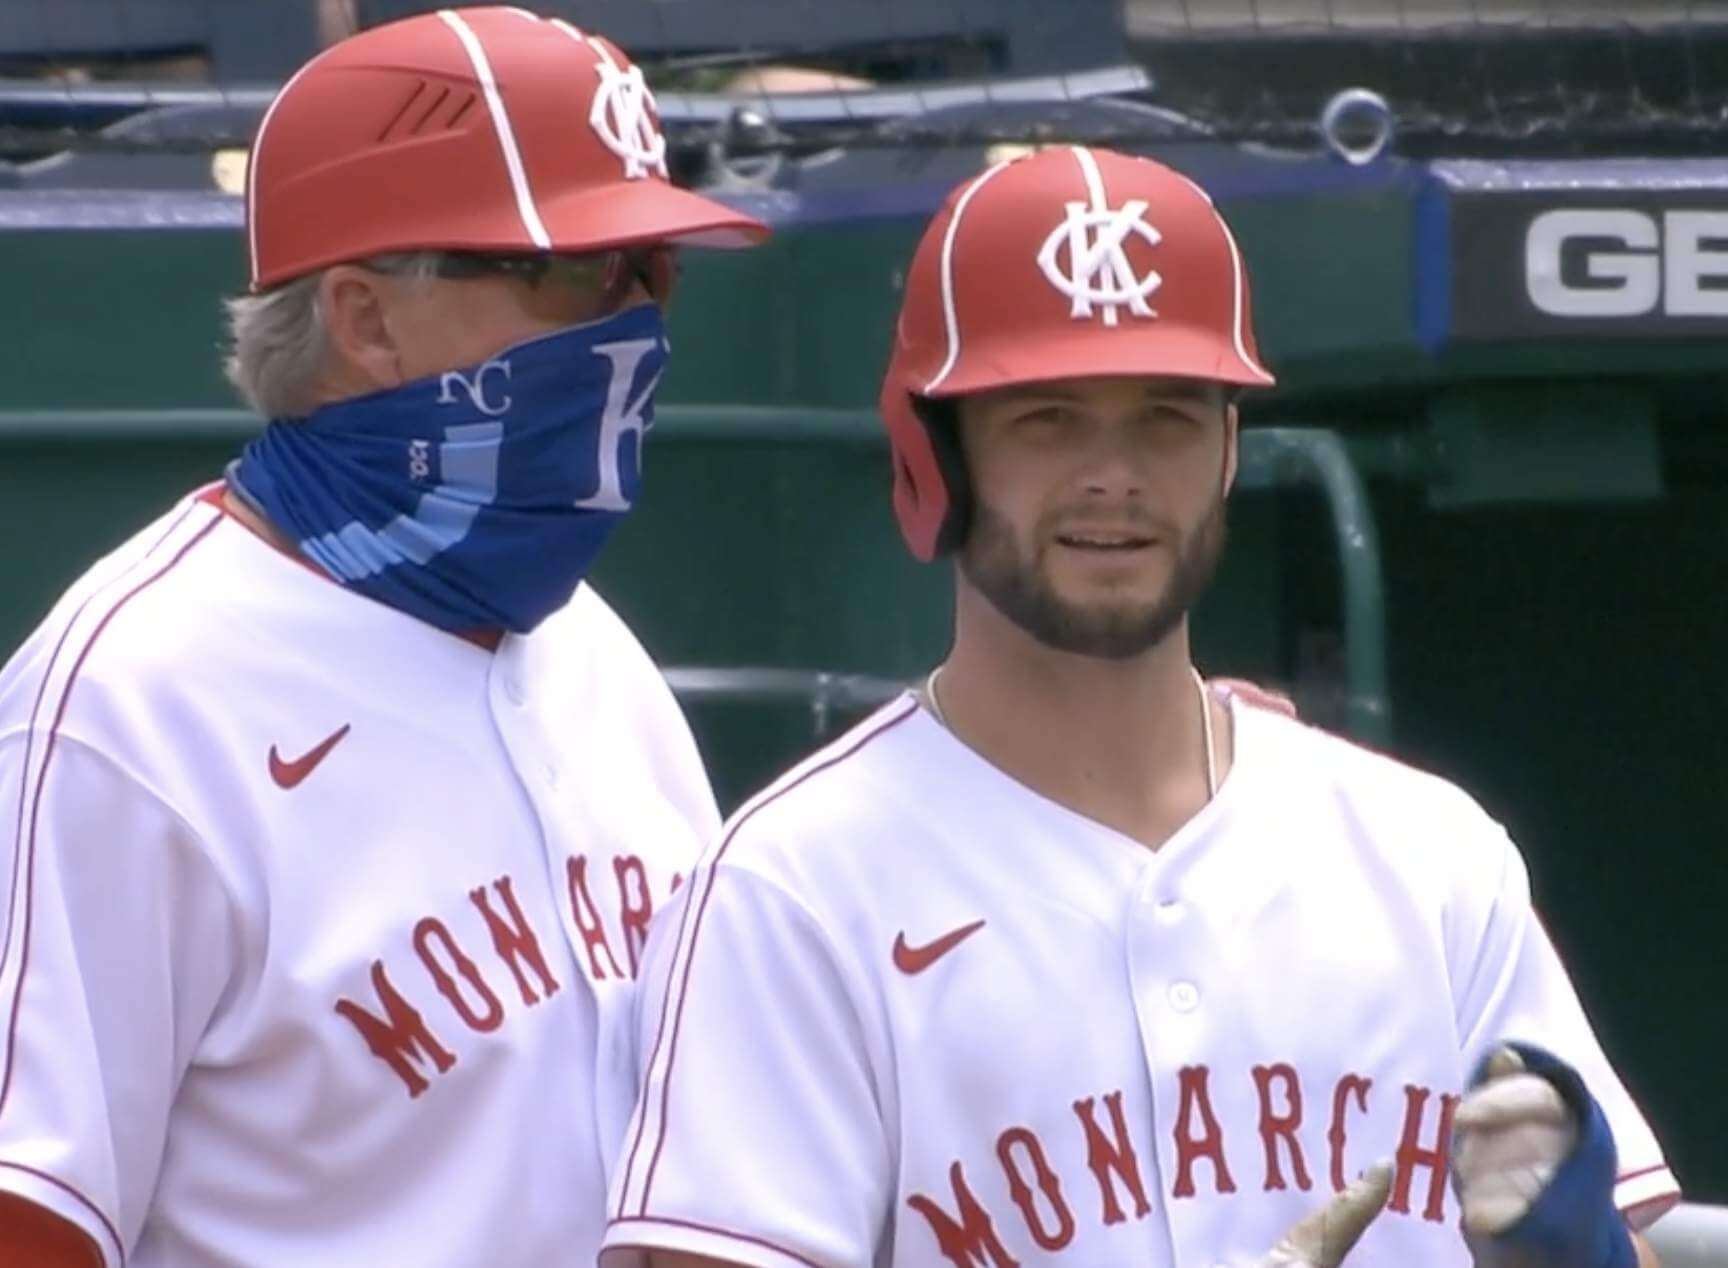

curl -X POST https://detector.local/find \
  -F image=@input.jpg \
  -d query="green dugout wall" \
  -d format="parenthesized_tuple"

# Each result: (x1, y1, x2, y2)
(0, 156, 1723, 1200)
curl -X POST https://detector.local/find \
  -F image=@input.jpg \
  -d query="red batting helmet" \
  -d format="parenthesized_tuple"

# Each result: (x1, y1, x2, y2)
(879, 146, 1276, 561)
(246, 6, 767, 290)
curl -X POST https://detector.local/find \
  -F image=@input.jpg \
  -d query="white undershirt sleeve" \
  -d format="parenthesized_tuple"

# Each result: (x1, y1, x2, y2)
(605, 856, 890, 1268)
(1452, 832, 1680, 1230)
(0, 734, 236, 1266)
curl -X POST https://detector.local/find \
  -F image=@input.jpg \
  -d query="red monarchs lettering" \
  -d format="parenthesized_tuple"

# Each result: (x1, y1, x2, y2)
(911, 1067, 1461, 1262)
(1072, 1092, 1150, 1225)
(413, 916, 504, 1033)
(908, 1162, 1020, 1268)
(1329, 1073, 1374, 1193)
(1391, 1084, 1459, 1223)
(997, 1128, 1075, 1252)
(470, 876, 560, 1006)
(336, 860, 675, 1096)
(1252, 1063, 1314, 1193)
(1172, 1065, 1238, 1198)
(614, 854, 654, 978)
(567, 854, 625, 980)
(333, 961, 457, 1099)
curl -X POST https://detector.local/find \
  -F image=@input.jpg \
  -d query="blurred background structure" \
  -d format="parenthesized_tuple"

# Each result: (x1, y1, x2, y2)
(0, 1, 1724, 1254)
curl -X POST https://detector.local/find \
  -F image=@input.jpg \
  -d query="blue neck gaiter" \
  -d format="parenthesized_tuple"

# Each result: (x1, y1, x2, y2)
(230, 304, 668, 634)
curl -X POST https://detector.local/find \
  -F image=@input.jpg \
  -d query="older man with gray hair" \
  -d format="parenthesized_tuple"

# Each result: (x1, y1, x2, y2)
(0, 8, 763, 1265)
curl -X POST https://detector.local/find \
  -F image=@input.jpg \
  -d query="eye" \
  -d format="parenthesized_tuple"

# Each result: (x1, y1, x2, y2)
(1012, 405, 1071, 428)
(1145, 401, 1206, 427)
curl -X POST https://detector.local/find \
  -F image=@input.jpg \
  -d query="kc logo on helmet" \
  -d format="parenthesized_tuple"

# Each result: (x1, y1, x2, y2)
(589, 45, 668, 180)
(1037, 197, 1162, 327)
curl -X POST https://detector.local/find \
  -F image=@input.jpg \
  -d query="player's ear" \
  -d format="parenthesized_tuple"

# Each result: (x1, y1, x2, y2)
(318, 264, 407, 394)
(1221, 389, 1241, 496)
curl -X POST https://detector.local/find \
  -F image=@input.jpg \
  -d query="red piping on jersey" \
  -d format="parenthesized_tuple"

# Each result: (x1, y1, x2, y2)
(1615, 1162, 1681, 1228)
(622, 698, 920, 1218)
(0, 1159, 123, 1265)
(198, 483, 325, 582)
(0, 511, 220, 1132)
(1616, 1163, 1672, 1185)
(0, 501, 202, 1049)
(612, 780, 710, 1215)
(605, 1214, 824, 1268)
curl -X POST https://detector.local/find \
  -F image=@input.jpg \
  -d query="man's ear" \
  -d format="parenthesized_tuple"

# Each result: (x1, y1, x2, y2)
(318, 265, 406, 394)
(1222, 397, 1241, 496)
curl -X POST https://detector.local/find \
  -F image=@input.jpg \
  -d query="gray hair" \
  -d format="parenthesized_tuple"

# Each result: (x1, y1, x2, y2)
(222, 251, 442, 420)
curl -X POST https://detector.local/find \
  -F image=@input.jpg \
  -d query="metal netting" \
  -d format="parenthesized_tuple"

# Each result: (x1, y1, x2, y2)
(1129, 1, 1728, 157)
(0, 0, 1133, 162)
(2, 0, 1727, 176)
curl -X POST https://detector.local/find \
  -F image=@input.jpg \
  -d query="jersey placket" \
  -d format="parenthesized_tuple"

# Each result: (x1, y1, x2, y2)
(1125, 838, 1220, 1267)
(482, 626, 666, 1164)
(484, 637, 593, 999)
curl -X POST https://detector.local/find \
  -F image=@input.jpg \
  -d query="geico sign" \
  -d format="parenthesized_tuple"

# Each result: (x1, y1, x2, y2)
(1525, 209, 1728, 318)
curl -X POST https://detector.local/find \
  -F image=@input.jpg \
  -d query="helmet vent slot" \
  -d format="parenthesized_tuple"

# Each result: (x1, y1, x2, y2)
(378, 80, 478, 141)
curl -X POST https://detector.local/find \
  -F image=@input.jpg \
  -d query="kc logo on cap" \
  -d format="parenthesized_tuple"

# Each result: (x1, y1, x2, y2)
(1035, 147, 1163, 327)
(583, 32, 668, 180)
(1037, 196, 1163, 327)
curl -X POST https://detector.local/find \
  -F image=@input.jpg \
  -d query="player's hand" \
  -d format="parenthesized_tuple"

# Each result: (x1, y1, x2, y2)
(1255, 1162, 1392, 1267)
(1451, 1046, 1579, 1235)
(1210, 677, 1297, 718)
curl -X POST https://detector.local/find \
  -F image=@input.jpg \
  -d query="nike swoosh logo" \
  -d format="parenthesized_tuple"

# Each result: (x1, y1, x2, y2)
(268, 724, 351, 790)
(893, 919, 986, 975)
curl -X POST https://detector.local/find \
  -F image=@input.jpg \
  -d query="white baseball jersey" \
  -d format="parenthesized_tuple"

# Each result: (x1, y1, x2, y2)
(604, 694, 1679, 1268)
(0, 488, 716, 1266)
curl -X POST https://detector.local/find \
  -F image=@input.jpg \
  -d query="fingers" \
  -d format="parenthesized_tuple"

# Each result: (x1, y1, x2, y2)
(1456, 1159, 1564, 1235)
(1267, 1161, 1394, 1268)
(1452, 1047, 1579, 1236)
(1452, 1100, 1576, 1234)
(1480, 1045, 1525, 1083)
(1454, 1073, 1573, 1132)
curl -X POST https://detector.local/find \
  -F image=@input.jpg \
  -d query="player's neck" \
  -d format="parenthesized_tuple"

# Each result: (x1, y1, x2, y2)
(935, 606, 1232, 852)
(221, 485, 303, 557)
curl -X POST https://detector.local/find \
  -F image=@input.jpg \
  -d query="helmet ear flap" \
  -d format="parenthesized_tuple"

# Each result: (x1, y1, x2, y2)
(911, 395, 974, 557)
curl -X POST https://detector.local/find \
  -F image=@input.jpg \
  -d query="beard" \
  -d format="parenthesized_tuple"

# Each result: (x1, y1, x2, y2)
(958, 493, 1227, 661)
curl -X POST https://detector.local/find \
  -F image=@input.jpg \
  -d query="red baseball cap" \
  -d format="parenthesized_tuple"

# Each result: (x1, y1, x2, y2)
(246, 6, 768, 289)
(880, 146, 1275, 559)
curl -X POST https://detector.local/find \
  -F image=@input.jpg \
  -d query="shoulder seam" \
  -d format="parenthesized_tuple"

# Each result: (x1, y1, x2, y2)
(614, 697, 917, 1218)
(721, 695, 919, 833)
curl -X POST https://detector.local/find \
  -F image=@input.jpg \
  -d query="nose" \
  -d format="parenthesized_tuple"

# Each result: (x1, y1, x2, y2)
(1079, 429, 1146, 500)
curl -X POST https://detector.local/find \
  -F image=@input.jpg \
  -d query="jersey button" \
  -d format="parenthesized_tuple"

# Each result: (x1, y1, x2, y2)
(1155, 898, 1185, 925)
(503, 674, 527, 706)
(544, 762, 561, 789)
(1168, 980, 1201, 1013)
